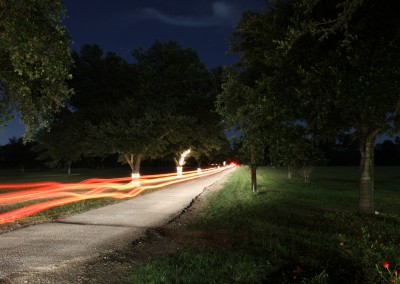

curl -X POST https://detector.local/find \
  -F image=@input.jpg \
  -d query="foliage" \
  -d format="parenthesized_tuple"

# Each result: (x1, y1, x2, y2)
(131, 41, 227, 162)
(38, 42, 228, 173)
(0, 0, 72, 138)
(0, 137, 38, 170)
(34, 110, 87, 173)
(219, 0, 400, 214)
(375, 137, 400, 166)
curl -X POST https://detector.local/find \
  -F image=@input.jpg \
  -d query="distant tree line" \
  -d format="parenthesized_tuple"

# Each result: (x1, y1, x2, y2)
(0, 136, 230, 171)
(1, 134, 399, 170)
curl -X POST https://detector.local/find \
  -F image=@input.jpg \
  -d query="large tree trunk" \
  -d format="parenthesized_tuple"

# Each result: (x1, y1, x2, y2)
(124, 153, 142, 177)
(358, 133, 377, 215)
(133, 155, 142, 176)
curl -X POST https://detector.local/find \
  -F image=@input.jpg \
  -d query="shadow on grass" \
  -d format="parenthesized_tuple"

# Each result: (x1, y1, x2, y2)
(192, 196, 396, 283)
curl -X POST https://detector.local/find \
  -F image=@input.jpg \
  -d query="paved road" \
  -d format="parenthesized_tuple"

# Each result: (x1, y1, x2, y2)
(0, 167, 235, 280)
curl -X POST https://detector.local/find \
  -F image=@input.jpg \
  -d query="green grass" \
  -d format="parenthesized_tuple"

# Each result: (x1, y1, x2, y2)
(129, 166, 400, 283)
(0, 167, 131, 184)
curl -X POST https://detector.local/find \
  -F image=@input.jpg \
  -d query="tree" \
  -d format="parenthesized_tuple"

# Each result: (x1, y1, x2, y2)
(285, 0, 400, 214)
(0, 0, 72, 138)
(220, 0, 400, 214)
(33, 45, 134, 173)
(64, 42, 227, 175)
(321, 132, 359, 166)
(34, 110, 87, 174)
(179, 66, 228, 169)
(90, 100, 191, 175)
(122, 42, 228, 174)
(268, 125, 324, 181)
(375, 138, 400, 166)
(0, 137, 38, 171)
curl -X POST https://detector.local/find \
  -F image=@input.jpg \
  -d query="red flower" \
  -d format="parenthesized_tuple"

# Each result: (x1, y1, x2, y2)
(384, 261, 390, 268)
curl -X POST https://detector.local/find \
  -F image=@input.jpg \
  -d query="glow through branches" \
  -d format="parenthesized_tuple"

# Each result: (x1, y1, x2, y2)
(0, 164, 236, 224)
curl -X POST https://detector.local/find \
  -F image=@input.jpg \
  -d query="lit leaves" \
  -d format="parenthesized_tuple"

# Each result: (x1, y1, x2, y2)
(0, 0, 72, 138)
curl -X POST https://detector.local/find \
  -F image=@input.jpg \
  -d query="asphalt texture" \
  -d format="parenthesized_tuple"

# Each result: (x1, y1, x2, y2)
(0, 167, 235, 280)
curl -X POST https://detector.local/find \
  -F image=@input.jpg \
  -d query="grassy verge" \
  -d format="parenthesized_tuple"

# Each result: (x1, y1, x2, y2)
(129, 166, 400, 283)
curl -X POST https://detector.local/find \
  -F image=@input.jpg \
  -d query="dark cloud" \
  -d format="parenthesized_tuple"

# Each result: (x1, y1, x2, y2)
(141, 1, 236, 27)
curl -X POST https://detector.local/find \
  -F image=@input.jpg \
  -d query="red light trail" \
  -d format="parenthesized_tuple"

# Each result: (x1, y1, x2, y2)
(0, 164, 237, 225)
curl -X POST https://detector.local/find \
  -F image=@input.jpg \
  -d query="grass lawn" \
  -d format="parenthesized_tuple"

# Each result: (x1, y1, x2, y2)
(129, 166, 400, 283)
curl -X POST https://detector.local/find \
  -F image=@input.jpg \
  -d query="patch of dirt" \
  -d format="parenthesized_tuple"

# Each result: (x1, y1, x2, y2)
(2, 177, 229, 284)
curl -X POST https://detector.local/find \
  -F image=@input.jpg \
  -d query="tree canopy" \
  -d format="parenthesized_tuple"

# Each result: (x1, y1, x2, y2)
(0, 0, 72, 138)
(218, 0, 400, 214)
(37, 42, 228, 174)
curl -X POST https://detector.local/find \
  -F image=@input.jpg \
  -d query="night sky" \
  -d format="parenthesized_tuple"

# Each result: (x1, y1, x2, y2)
(0, 0, 265, 145)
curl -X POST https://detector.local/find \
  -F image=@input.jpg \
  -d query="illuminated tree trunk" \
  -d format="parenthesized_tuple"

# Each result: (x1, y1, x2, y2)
(67, 163, 71, 175)
(124, 153, 142, 176)
(358, 133, 377, 215)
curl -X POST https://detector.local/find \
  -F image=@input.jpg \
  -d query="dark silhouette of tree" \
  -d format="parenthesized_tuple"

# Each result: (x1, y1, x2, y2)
(219, 0, 400, 214)
(38, 42, 228, 175)
(375, 138, 400, 166)
(0, 137, 38, 170)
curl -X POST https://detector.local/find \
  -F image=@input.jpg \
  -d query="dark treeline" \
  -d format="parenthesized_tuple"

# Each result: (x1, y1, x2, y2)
(0, 137, 229, 171)
(11, 42, 232, 175)
(323, 135, 400, 166)
(1, 135, 399, 170)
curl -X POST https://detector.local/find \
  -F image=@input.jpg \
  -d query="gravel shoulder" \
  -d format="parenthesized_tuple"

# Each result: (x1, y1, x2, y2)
(1, 175, 227, 284)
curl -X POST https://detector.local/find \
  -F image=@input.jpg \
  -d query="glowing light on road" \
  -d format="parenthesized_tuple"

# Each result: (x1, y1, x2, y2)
(0, 164, 237, 225)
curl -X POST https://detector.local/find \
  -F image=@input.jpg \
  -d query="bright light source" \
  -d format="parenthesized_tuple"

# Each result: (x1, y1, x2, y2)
(197, 168, 202, 173)
(176, 149, 191, 176)
(178, 149, 191, 166)
(131, 173, 140, 179)
(131, 173, 141, 186)
(177, 166, 183, 176)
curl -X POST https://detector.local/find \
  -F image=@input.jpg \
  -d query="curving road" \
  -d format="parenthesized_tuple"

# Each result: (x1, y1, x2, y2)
(0, 167, 236, 281)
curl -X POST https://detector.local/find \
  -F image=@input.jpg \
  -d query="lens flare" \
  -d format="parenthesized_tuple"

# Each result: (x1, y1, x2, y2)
(0, 164, 237, 224)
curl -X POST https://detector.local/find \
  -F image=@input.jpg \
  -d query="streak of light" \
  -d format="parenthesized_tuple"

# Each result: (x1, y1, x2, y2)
(0, 164, 237, 224)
